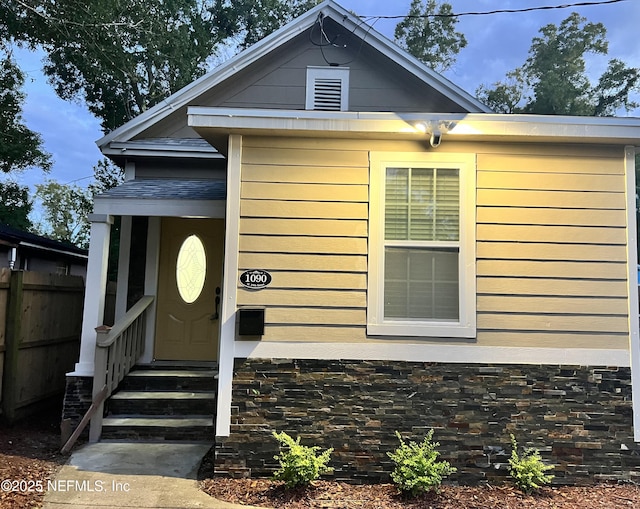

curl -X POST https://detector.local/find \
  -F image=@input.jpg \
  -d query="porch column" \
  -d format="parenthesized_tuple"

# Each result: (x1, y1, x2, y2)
(71, 214, 113, 376)
(139, 216, 161, 364)
(114, 215, 132, 321)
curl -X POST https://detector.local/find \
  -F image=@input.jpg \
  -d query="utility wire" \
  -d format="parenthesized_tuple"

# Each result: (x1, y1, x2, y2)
(360, 0, 626, 19)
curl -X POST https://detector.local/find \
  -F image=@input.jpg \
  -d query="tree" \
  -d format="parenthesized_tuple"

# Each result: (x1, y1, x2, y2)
(0, 181, 33, 230)
(1, 1, 319, 132)
(0, 52, 52, 173)
(34, 180, 92, 248)
(89, 158, 125, 196)
(394, 0, 467, 72)
(229, 0, 318, 50)
(477, 13, 640, 116)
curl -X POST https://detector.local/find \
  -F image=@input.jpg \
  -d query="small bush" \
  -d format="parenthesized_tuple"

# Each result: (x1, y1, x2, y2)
(272, 431, 334, 488)
(387, 430, 456, 497)
(508, 434, 554, 494)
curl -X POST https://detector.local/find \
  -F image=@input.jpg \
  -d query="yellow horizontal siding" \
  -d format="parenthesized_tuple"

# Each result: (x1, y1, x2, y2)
(242, 146, 369, 167)
(477, 242, 627, 262)
(477, 277, 628, 297)
(477, 314, 628, 334)
(237, 289, 366, 308)
(237, 137, 629, 348)
(239, 253, 367, 272)
(239, 235, 367, 254)
(477, 296, 627, 315)
(241, 182, 369, 202)
(240, 218, 367, 237)
(242, 164, 368, 184)
(477, 260, 627, 279)
(478, 171, 625, 192)
(265, 308, 366, 325)
(477, 207, 626, 227)
(476, 331, 629, 349)
(237, 271, 366, 290)
(477, 224, 626, 244)
(477, 153, 624, 174)
(478, 189, 624, 209)
(241, 199, 368, 219)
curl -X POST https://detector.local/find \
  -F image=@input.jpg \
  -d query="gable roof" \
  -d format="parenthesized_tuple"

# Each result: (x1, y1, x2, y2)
(97, 0, 490, 149)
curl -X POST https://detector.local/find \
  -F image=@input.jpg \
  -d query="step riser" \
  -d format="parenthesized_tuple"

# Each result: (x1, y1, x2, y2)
(101, 426, 214, 441)
(107, 399, 215, 416)
(120, 377, 216, 391)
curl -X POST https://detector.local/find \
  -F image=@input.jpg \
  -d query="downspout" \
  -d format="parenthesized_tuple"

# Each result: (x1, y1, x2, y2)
(8, 247, 17, 270)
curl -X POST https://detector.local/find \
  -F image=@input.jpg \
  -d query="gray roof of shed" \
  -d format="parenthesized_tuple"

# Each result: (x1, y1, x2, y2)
(95, 179, 226, 201)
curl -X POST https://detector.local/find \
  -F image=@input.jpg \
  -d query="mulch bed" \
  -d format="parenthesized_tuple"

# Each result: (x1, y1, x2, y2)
(0, 403, 67, 509)
(199, 477, 640, 508)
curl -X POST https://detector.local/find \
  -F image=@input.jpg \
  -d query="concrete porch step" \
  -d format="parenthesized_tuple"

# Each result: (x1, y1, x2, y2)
(101, 365, 218, 442)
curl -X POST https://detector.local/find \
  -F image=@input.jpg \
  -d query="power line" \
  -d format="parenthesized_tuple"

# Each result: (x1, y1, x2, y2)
(360, 0, 627, 20)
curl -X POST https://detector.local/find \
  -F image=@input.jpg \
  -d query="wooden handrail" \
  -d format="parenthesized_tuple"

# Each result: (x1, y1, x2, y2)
(96, 295, 154, 348)
(89, 295, 154, 443)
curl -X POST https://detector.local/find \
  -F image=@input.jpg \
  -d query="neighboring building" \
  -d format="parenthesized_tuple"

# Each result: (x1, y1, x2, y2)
(66, 1, 640, 483)
(0, 223, 87, 277)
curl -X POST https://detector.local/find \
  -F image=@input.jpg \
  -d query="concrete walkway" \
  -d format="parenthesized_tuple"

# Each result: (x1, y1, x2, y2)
(43, 442, 261, 509)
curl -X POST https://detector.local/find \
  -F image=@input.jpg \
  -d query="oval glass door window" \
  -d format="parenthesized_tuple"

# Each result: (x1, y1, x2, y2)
(176, 234, 207, 304)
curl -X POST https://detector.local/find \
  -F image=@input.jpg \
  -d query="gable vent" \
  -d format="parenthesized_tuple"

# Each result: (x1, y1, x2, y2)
(313, 78, 343, 111)
(306, 67, 350, 111)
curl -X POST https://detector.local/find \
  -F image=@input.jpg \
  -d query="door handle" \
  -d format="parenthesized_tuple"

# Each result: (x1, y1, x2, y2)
(211, 286, 221, 320)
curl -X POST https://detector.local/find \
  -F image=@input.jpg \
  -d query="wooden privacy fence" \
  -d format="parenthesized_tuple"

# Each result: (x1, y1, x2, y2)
(0, 268, 84, 422)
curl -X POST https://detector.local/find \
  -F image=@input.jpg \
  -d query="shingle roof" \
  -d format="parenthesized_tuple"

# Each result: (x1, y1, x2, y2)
(0, 223, 87, 255)
(95, 179, 226, 201)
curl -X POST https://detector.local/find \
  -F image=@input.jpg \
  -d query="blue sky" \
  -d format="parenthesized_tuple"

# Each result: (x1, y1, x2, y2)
(5, 0, 640, 194)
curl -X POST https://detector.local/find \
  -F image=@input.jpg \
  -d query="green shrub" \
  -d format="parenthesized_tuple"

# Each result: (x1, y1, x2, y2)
(387, 430, 456, 497)
(508, 434, 554, 494)
(272, 431, 334, 488)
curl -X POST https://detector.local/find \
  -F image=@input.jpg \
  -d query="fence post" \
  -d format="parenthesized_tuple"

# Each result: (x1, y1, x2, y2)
(2, 271, 24, 421)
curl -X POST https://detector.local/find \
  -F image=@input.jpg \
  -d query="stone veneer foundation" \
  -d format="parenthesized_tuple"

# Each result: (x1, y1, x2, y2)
(61, 376, 93, 440)
(215, 359, 640, 485)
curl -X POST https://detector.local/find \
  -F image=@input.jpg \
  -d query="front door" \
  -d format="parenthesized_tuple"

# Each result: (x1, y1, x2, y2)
(155, 218, 224, 361)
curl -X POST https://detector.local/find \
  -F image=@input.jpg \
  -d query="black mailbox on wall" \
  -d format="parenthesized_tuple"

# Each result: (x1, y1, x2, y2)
(238, 307, 265, 336)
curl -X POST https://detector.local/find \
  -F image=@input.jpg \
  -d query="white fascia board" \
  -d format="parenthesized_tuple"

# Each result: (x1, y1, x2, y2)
(17, 241, 88, 260)
(189, 108, 640, 144)
(97, 1, 489, 148)
(93, 198, 225, 218)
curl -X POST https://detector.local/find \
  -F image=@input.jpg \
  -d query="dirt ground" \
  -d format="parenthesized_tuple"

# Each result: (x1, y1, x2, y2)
(0, 404, 67, 509)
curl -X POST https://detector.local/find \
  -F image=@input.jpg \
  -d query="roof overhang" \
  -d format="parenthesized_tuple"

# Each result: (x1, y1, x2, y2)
(189, 108, 640, 146)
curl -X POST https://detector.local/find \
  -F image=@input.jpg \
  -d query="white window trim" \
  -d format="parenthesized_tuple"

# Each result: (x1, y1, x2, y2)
(305, 66, 350, 111)
(368, 152, 477, 338)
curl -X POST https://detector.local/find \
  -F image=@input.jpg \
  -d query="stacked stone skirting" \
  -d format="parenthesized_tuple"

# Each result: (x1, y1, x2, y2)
(215, 359, 640, 485)
(62, 376, 93, 439)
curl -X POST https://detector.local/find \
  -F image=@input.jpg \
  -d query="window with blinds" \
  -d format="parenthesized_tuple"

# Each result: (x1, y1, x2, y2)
(367, 152, 476, 339)
(384, 167, 460, 321)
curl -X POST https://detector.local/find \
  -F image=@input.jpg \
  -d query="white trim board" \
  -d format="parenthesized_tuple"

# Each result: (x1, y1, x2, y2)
(93, 198, 226, 218)
(625, 146, 640, 441)
(233, 342, 631, 367)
